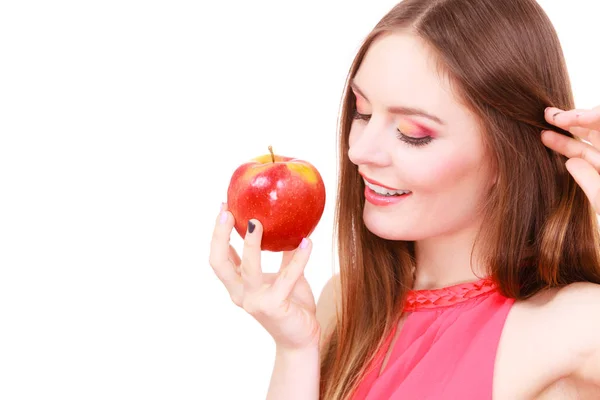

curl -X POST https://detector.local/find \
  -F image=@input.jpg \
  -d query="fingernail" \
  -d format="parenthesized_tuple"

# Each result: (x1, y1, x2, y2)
(220, 202, 226, 212)
(247, 221, 256, 234)
(545, 107, 550, 112)
(300, 238, 308, 249)
(219, 212, 228, 224)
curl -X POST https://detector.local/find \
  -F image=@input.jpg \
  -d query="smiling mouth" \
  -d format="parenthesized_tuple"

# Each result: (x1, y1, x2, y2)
(363, 178, 412, 196)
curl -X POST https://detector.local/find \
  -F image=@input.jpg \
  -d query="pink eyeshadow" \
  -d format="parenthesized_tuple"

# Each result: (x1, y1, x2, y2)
(397, 118, 437, 138)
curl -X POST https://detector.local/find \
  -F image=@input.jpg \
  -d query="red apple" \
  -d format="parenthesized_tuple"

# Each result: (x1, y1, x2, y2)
(227, 146, 326, 252)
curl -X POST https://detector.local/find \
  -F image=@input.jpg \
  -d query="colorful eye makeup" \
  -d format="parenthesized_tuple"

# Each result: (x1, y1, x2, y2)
(396, 118, 434, 147)
(351, 90, 437, 147)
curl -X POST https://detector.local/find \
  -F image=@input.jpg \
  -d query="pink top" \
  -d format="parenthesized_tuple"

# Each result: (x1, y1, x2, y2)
(352, 278, 515, 400)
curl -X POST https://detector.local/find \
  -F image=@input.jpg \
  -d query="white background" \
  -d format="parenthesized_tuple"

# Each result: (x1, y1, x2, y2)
(0, 1, 598, 399)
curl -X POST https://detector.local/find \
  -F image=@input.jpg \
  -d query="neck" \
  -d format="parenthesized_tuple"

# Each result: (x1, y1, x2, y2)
(412, 221, 487, 290)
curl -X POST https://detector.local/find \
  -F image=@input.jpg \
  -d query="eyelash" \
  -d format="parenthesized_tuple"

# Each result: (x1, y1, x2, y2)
(352, 110, 433, 147)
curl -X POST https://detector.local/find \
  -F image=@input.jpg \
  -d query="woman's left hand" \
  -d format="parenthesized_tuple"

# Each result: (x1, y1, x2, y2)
(542, 106, 600, 213)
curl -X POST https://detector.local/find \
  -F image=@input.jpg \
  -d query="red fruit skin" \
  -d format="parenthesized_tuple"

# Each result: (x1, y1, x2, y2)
(226, 155, 326, 252)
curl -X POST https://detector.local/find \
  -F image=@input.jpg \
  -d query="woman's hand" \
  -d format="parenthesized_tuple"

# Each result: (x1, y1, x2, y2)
(209, 203, 320, 351)
(542, 106, 600, 212)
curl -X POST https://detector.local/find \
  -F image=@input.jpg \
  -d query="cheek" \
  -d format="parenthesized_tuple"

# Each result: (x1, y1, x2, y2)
(405, 150, 480, 191)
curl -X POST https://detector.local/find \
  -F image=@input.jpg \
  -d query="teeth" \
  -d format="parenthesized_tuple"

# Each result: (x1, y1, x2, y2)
(364, 179, 411, 196)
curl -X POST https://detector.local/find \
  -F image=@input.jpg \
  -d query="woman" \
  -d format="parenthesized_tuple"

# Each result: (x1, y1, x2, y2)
(210, 0, 600, 398)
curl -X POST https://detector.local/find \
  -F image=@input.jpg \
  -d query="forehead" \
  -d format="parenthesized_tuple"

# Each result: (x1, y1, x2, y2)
(353, 32, 456, 112)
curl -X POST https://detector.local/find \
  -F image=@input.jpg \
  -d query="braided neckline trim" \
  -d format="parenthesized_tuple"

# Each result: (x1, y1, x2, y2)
(404, 278, 497, 311)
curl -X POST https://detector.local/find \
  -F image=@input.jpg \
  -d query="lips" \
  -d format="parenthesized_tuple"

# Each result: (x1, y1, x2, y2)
(364, 186, 411, 206)
(359, 172, 400, 191)
(364, 179, 410, 195)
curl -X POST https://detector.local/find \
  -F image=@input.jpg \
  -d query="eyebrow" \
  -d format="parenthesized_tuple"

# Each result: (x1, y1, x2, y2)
(350, 80, 446, 126)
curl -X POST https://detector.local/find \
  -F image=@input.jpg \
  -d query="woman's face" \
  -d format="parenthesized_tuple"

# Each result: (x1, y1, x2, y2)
(348, 32, 496, 241)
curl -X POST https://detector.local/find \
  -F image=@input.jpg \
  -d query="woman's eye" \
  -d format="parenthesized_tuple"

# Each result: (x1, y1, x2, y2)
(352, 110, 434, 147)
(396, 130, 433, 147)
(353, 110, 371, 121)
(396, 119, 433, 147)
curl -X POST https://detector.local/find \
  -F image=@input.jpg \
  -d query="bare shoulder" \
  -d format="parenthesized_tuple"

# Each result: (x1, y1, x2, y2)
(494, 282, 600, 398)
(316, 274, 341, 351)
(500, 282, 600, 397)
(527, 281, 600, 337)
(517, 281, 600, 358)
(538, 282, 600, 364)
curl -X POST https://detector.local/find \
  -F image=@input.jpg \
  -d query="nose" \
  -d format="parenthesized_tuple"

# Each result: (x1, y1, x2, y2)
(347, 119, 392, 167)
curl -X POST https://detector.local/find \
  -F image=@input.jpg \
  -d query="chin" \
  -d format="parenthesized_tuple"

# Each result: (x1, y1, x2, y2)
(362, 208, 419, 241)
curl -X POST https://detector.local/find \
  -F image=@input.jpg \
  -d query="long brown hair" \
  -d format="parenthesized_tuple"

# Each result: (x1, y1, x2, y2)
(320, 0, 600, 398)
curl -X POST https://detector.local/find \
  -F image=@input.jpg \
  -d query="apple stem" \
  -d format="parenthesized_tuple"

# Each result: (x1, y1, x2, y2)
(268, 145, 275, 163)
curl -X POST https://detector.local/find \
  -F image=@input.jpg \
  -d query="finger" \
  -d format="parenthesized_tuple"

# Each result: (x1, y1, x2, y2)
(548, 119, 595, 143)
(545, 106, 564, 123)
(209, 209, 243, 295)
(575, 107, 600, 132)
(270, 238, 312, 300)
(545, 107, 582, 128)
(569, 126, 593, 141)
(546, 106, 600, 134)
(229, 245, 242, 272)
(241, 219, 264, 293)
(279, 250, 295, 270)
(541, 130, 600, 171)
(586, 129, 600, 150)
(565, 158, 600, 213)
(219, 203, 242, 272)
